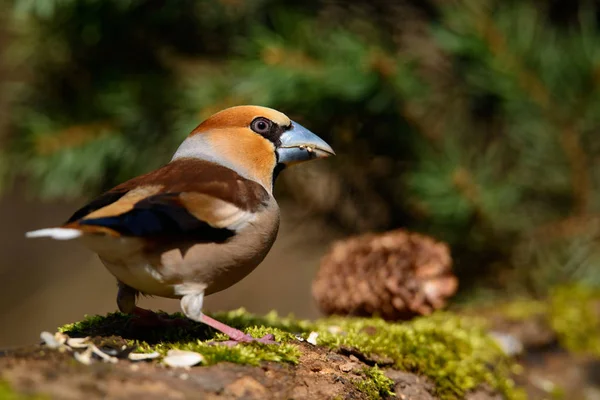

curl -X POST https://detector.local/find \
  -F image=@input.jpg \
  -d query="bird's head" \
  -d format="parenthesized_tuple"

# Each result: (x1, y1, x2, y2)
(172, 105, 335, 191)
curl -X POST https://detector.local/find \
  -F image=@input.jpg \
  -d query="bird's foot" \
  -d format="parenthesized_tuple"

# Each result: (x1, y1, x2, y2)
(214, 333, 278, 347)
(199, 314, 278, 346)
(130, 307, 189, 328)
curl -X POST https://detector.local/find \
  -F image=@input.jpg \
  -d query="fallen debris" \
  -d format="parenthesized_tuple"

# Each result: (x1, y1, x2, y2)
(163, 349, 204, 368)
(128, 351, 161, 361)
(306, 331, 319, 345)
(40, 331, 67, 349)
(40, 330, 149, 365)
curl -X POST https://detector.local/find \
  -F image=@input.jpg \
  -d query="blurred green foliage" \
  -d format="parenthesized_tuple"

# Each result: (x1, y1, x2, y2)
(3, 0, 600, 297)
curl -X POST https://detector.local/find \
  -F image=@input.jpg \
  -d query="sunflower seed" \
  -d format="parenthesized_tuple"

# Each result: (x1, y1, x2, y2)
(163, 350, 204, 368)
(128, 351, 161, 361)
(66, 337, 90, 349)
(74, 348, 94, 365)
(40, 331, 67, 349)
(306, 331, 319, 345)
(90, 345, 119, 364)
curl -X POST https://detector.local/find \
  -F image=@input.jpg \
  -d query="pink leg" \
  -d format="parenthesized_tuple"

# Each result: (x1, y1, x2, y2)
(200, 314, 277, 346)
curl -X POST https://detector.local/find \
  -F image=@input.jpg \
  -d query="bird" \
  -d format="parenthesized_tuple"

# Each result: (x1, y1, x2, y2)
(26, 105, 335, 345)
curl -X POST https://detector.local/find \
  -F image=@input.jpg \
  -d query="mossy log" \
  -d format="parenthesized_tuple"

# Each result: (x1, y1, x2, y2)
(3, 285, 600, 399)
(0, 310, 523, 400)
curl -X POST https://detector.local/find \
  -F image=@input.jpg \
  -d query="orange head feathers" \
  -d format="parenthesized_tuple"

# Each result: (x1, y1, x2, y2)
(173, 105, 334, 191)
(192, 105, 292, 133)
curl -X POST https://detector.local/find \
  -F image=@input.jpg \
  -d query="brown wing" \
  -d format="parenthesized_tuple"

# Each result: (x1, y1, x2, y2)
(65, 158, 269, 239)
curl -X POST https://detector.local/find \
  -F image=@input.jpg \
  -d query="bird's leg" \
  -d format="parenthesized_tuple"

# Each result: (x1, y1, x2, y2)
(117, 282, 187, 327)
(200, 314, 277, 345)
(117, 281, 138, 314)
(180, 293, 277, 346)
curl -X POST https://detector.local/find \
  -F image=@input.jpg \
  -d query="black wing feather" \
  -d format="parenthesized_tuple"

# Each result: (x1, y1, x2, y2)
(66, 190, 129, 224)
(77, 193, 234, 242)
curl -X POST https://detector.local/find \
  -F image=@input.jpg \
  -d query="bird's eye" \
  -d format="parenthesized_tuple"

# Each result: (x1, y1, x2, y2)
(251, 117, 272, 134)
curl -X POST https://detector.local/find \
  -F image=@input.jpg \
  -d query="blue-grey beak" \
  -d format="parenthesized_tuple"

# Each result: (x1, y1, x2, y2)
(276, 121, 335, 165)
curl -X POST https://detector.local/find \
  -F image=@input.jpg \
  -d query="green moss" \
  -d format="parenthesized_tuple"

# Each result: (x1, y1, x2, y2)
(497, 299, 548, 321)
(60, 309, 304, 366)
(549, 284, 600, 356)
(59, 309, 309, 345)
(312, 313, 524, 400)
(457, 295, 549, 323)
(59, 309, 523, 400)
(484, 284, 600, 357)
(56, 287, 600, 399)
(137, 327, 301, 366)
(0, 381, 48, 400)
(353, 366, 395, 399)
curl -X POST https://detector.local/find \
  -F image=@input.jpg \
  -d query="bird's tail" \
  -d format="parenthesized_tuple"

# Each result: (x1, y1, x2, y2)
(25, 227, 83, 240)
(26, 223, 119, 240)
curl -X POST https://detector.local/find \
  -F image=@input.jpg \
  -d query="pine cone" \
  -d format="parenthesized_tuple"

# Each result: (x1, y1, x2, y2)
(312, 229, 458, 320)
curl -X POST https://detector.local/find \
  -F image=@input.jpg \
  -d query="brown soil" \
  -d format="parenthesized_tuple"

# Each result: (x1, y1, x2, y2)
(0, 339, 502, 400)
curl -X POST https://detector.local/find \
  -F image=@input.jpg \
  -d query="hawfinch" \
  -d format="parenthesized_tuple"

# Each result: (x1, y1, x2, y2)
(26, 105, 334, 345)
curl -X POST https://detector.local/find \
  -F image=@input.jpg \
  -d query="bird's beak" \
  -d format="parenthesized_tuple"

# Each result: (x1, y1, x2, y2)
(276, 121, 335, 165)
